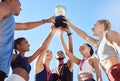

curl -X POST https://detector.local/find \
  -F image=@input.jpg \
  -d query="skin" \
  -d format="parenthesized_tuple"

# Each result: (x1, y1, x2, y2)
(12, 25, 57, 81)
(65, 18, 120, 76)
(59, 29, 102, 81)
(0, 0, 55, 30)
(55, 27, 73, 72)
(0, 0, 55, 80)
(35, 25, 58, 77)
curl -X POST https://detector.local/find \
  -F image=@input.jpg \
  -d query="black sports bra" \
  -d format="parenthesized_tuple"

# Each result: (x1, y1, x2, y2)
(11, 54, 31, 73)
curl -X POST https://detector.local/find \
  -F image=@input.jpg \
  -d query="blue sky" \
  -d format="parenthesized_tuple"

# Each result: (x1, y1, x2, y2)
(8, 0, 120, 81)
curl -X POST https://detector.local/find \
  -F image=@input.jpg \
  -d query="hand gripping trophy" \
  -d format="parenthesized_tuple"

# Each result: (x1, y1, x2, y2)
(54, 5, 67, 28)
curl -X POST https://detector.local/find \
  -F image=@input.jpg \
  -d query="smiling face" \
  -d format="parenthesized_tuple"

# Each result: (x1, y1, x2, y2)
(14, 38, 30, 54)
(79, 43, 94, 56)
(55, 50, 65, 60)
(17, 39, 30, 52)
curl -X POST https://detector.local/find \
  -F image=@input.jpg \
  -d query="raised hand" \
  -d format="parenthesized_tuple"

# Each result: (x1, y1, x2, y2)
(45, 16, 56, 23)
(58, 27, 64, 36)
(50, 25, 59, 33)
(64, 18, 72, 27)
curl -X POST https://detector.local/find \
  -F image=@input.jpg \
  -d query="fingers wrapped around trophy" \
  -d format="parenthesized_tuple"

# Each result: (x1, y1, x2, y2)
(54, 5, 67, 28)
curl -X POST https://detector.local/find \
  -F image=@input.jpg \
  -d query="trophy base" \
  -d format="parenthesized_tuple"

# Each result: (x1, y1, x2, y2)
(54, 15, 67, 28)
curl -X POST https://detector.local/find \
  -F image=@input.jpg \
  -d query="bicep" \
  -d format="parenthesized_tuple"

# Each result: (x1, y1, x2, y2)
(15, 23, 27, 30)
(35, 58, 44, 74)
(35, 52, 45, 72)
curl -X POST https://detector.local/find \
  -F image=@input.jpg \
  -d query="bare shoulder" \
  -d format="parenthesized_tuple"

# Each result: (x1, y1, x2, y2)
(0, 2, 11, 20)
(107, 30, 119, 36)
(106, 30, 120, 42)
(89, 55, 98, 62)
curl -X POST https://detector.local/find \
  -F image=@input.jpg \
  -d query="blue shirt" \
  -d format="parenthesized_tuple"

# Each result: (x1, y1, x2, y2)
(0, 13, 15, 76)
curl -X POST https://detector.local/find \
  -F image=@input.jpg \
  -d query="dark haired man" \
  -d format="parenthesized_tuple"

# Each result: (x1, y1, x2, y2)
(52, 28, 73, 81)
(0, 0, 55, 80)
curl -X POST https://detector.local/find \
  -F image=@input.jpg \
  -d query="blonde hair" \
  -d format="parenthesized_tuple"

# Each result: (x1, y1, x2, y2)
(97, 19, 111, 31)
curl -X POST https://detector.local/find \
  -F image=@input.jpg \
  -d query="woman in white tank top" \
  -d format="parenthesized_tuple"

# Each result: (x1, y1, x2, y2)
(59, 29, 102, 81)
(65, 18, 120, 81)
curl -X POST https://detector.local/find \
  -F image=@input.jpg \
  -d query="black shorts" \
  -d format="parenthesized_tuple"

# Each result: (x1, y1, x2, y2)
(0, 70, 6, 81)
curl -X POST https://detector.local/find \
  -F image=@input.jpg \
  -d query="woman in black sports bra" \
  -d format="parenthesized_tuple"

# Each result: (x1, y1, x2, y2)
(6, 37, 33, 81)
(7, 25, 57, 81)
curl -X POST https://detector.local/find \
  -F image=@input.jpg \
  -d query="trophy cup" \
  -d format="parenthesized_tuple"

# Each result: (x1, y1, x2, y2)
(54, 5, 67, 28)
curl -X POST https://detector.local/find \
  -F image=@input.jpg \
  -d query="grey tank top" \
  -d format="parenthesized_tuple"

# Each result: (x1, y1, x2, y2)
(97, 33, 118, 62)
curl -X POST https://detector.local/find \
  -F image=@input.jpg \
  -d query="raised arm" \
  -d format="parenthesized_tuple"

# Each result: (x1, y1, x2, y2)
(28, 25, 57, 63)
(64, 28, 73, 72)
(59, 29, 81, 65)
(15, 16, 55, 30)
(65, 19, 99, 47)
(34, 25, 57, 74)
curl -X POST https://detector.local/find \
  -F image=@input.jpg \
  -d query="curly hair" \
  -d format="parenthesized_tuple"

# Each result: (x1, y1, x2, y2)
(97, 19, 111, 31)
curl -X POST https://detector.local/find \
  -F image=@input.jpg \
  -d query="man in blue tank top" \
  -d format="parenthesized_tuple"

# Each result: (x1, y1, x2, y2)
(0, 0, 55, 81)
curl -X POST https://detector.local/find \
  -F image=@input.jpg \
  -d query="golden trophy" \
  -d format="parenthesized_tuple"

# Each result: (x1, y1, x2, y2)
(54, 5, 67, 28)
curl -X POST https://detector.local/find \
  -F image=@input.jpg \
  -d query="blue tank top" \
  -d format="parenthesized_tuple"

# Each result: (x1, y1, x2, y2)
(35, 64, 53, 81)
(0, 13, 15, 76)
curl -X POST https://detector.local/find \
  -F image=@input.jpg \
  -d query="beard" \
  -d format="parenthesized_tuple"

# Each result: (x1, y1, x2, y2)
(56, 57, 65, 60)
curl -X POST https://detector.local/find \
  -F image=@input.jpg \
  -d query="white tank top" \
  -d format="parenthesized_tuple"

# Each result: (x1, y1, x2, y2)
(97, 32, 118, 62)
(78, 57, 95, 75)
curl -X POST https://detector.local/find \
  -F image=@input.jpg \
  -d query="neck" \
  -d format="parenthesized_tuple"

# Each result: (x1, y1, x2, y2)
(44, 60, 50, 67)
(98, 31, 106, 39)
(83, 54, 90, 59)
(19, 52, 25, 58)
(58, 60, 64, 65)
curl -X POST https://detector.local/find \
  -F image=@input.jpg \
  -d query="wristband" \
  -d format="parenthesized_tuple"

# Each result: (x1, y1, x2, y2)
(67, 33, 72, 36)
(42, 19, 46, 23)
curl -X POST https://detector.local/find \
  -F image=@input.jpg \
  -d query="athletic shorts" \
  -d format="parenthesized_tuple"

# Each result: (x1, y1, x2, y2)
(6, 74, 25, 81)
(107, 63, 120, 81)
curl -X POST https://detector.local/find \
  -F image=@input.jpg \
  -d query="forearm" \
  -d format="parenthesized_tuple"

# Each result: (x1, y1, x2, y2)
(15, 19, 49, 30)
(97, 76, 102, 81)
(60, 34, 80, 65)
(40, 31, 55, 49)
(70, 24, 98, 47)
(67, 33, 73, 70)
(28, 30, 55, 62)
(67, 33, 73, 53)
(70, 24, 87, 38)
